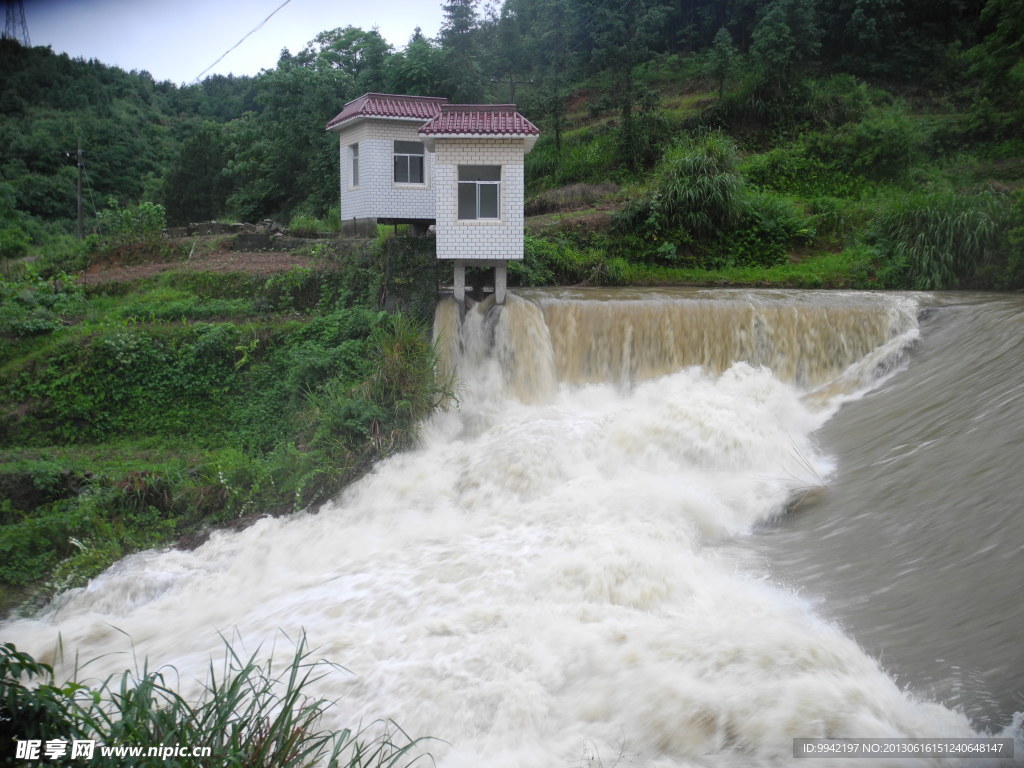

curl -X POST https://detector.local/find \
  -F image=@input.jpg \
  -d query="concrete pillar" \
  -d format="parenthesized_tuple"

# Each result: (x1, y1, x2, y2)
(494, 262, 508, 305)
(453, 261, 466, 303)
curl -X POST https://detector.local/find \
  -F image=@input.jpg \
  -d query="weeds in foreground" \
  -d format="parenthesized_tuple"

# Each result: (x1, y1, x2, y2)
(0, 634, 435, 767)
(576, 737, 634, 767)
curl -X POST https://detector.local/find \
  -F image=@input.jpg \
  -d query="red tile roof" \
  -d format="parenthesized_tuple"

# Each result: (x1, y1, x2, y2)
(326, 93, 447, 131)
(419, 104, 540, 136)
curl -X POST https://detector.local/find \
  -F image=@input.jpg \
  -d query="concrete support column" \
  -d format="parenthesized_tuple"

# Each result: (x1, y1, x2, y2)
(494, 262, 508, 305)
(453, 261, 466, 303)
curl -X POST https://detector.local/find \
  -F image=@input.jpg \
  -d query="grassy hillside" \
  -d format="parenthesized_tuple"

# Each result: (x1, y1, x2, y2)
(0, 229, 446, 612)
(515, 59, 1024, 291)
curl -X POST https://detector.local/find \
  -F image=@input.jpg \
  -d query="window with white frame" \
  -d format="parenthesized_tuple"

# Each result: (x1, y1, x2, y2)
(394, 141, 425, 184)
(350, 143, 359, 187)
(457, 165, 500, 219)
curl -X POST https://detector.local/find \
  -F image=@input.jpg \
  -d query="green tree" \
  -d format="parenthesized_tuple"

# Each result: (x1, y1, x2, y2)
(387, 28, 444, 95)
(750, 0, 821, 93)
(577, 0, 670, 170)
(969, 0, 1024, 120)
(707, 26, 741, 97)
(162, 122, 231, 225)
(300, 26, 393, 92)
(225, 41, 357, 221)
(439, 0, 486, 101)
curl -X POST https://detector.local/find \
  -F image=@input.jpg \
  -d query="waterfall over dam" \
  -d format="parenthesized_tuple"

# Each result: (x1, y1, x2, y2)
(3, 288, 1021, 767)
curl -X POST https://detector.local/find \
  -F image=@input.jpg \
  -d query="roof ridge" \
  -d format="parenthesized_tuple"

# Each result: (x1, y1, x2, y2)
(440, 104, 519, 111)
(419, 105, 540, 137)
(326, 92, 449, 131)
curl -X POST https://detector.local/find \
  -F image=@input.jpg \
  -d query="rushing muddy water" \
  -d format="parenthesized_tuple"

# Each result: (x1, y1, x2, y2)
(751, 292, 1024, 733)
(3, 288, 1021, 767)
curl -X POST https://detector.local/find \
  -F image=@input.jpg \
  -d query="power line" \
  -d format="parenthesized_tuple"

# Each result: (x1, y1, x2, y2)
(190, 0, 294, 83)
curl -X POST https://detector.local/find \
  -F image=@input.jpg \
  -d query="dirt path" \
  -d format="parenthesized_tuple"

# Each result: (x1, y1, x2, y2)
(80, 249, 320, 285)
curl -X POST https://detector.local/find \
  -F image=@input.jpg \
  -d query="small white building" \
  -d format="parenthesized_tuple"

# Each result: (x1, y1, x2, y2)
(327, 93, 539, 304)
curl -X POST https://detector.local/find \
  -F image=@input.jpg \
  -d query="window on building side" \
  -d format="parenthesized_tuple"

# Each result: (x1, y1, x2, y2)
(458, 165, 500, 219)
(350, 143, 359, 187)
(394, 141, 425, 184)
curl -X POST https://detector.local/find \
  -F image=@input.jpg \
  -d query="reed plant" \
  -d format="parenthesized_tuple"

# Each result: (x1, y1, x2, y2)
(874, 189, 1006, 289)
(646, 131, 746, 240)
(1, 636, 433, 768)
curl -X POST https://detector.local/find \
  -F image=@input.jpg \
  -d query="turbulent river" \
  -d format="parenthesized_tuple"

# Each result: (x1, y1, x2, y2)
(4, 288, 1022, 767)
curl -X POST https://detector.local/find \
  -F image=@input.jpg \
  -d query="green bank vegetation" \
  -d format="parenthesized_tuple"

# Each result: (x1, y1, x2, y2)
(0, 220, 448, 612)
(0, 637, 433, 767)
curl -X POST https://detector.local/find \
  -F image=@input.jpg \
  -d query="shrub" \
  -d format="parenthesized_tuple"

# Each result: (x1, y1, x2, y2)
(742, 146, 865, 198)
(96, 198, 167, 255)
(0, 225, 30, 261)
(33, 234, 94, 276)
(805, 74, 874, 128)
(510, 234, 613, 286)
(719, 190, 814, 267)
(0, 266, 87, 343)
(805, 105, 926, 182)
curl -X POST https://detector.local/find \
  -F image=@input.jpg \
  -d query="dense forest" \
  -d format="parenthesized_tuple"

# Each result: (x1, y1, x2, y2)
(1, 0, 1022, 288)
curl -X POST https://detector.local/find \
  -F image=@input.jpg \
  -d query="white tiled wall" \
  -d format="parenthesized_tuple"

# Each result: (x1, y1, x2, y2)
(433, 139, 526, 262)
(336, 119, 436, 221)
(334, 122, 528, 263)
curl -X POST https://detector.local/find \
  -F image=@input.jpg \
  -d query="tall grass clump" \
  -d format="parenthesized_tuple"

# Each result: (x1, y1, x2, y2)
(616, 131, 750, 264)
(288, 207, 342, 237)
(647, 131, 745, 239)
(1, 636, 434, 768)
(874, 189, 1006, 289)
(620, 131, 744, 242)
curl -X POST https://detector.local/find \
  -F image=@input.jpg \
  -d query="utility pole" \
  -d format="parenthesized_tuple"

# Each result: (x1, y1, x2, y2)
(490, 74, 533, 105)
(64, 146, 84, 239)
(76, 145, 83, 239)
(3, 0, 30, 46)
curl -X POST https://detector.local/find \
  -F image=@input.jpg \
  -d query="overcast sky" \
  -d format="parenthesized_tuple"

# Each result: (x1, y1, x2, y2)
(22, 0, 447, 85)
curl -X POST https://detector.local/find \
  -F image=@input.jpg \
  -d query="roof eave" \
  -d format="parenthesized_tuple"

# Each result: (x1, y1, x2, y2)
(327, 114, 438, 132)
(420, 133, 539, 153)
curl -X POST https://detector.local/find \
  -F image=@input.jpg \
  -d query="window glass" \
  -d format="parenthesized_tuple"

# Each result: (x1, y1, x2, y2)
(457, 165, 501, 219)
(394, 141, 425, 184)
(350, 143, 359, 187)
(479, 183, 499, 218)
(458, 165, 501, 182)
(458, 183, 477, 219)
(395, 155, 424, 184)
